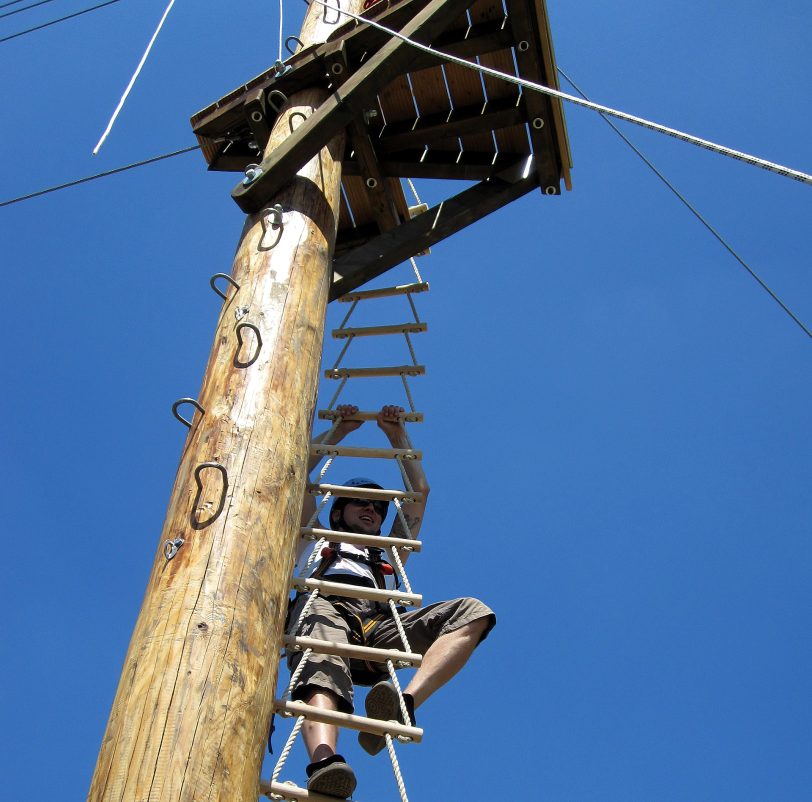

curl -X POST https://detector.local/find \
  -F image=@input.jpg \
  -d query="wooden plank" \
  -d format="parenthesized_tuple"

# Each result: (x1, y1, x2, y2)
(274, 699, 424, 739)
(284, 635, 423, 667)
(308, 483, 424, 503)
(289, 577, 423, 607)
(408, 64, 457, 153)
(309, 444, 422, 459)
(336, 281, 429, 300)
(331, 157, 538, 298)
(325, 365, 426, 378)
(344, 149, 525, 180)
(378, 95, 522, 152)
(300, 525, 422, 551)
(333, 321, 427, 337)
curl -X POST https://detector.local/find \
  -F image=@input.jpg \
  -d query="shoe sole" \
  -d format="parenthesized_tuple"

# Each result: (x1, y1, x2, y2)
(358, 682, 401, 756)
(307, 763, 357, 798)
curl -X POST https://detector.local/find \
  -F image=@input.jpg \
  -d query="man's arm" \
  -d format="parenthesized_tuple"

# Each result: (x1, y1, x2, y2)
(297, 404, 363, 562)
(377, 405, 429, 551)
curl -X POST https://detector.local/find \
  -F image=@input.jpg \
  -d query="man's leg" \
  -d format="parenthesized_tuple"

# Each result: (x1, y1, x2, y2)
(359, 597, 495, 754)
(402, 615, 491, 706)
(301, 690, 340, 762)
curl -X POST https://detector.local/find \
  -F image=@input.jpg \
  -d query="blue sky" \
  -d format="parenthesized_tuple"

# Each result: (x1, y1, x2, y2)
(1, 1, 810, 800)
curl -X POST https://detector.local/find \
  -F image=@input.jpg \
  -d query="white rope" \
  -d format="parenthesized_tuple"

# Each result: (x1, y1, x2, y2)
(385, 659, 413, 728)
(387, 599, 412, 653)
(406, 292, 421, 324)
(311, 0, 812, 187)
(387, 538, 413, 595)
(409, 257, 423, 284)
(272, 715, 306, 782)
(290, 589, 321, 634)
(406, 178, 422, 206)
(92, 0, 177, 155)
(404, 332, 418, 366)
(400, 374, 416, 413)
(278, 0, 284, 62)
(305, 492, 331, 529)
(392, 497, 413, 539)
(317, 455, 335, 483)
(338, 298, 359, 329)
(331, 333, 355, 370)
(284, 648, 314, 699)
(385, 733, 410, 802)
(327, 377, 348, 410)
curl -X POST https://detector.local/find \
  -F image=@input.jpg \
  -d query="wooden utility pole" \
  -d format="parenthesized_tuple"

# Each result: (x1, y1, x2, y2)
(87, 5, 364, 801)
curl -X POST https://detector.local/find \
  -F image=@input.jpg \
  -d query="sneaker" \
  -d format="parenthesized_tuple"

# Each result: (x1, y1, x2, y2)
(306, 754, 357, 798)
(358, 681, 415, 756)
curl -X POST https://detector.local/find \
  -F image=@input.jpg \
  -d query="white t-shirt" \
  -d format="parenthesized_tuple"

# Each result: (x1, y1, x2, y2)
(301, 541, 396, 590)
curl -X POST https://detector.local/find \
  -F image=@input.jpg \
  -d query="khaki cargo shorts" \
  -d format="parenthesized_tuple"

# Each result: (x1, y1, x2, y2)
(285, 593, 496, 713)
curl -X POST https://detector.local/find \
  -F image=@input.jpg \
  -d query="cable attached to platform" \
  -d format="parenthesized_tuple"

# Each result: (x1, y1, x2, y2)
(310, 0, 812, 189)
(557, 68, 811, 341)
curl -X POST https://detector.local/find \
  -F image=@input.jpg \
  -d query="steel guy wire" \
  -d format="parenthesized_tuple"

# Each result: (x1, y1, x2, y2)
(0, 0, 60, 20)
(0, 145, 200, 208)
(311, 0, 812, 188)
(558, 68, 812, 341)
(0, 0, 122, 44)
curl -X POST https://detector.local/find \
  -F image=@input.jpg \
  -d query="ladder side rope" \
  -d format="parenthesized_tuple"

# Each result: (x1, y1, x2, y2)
(385, 734, 410, 802)
(311, 0, 812, 188)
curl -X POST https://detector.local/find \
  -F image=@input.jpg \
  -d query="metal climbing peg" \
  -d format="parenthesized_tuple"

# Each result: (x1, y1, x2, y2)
(235, 322, 263, 367)
(210, 273, 240, 301)
(285, 35, 303, 55)
(191, 462, 229, 529)
(163, 536, 185, 561)
(172, 397, 205, 428)
(259, 204, 284, 250)
(288, 111, 308, 132)
(267, 90, 288, 114)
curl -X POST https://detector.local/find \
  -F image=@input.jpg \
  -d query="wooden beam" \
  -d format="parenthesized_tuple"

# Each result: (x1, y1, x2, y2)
(232, 0, 475, 213)
(331, 157, 539, 298)
(88, 6, 359, 802)
(324, 44, 402, 232)
(505, 0, 561, 193)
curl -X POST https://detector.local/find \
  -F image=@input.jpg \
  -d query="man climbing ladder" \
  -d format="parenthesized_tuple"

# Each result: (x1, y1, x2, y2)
(287, 404, 496, 798)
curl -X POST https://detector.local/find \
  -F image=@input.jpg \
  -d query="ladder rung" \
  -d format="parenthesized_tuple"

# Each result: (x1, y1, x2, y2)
(318, 409, 423, 423)
(284, 635, 423, 667)
(300, 526, 422, 553)
(290, 576, 422, 607)
(274, 699, 423, 742)
(260, 780, 354, 802)
(308, 483, 423, 504)
(332, 322, 427, 339)
(325, 365, 425, 379)
(309, 444, 421, 460)
(337, 282, 429, 302)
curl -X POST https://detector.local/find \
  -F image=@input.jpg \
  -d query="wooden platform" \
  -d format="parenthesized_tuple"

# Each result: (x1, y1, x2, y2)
(191, 0, 572, 298)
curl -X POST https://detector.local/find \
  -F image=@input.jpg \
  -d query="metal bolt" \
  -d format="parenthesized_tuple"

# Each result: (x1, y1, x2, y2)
(366, 177, 378, 189)
(518, 40, 529, 52)
(545, 186, 557, 195)
(250, 110, 263, 123)
(363, 108, 379, 125)
(532, 117, 544, 129)
(243, 164, 262, 185)
(331, 62, 344, 75)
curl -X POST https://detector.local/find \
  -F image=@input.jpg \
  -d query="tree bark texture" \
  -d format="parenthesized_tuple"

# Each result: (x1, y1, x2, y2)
(88, 4, 364, 800)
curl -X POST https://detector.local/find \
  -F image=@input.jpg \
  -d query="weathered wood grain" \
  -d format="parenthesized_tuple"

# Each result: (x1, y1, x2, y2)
(87, 5, 362, 802)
